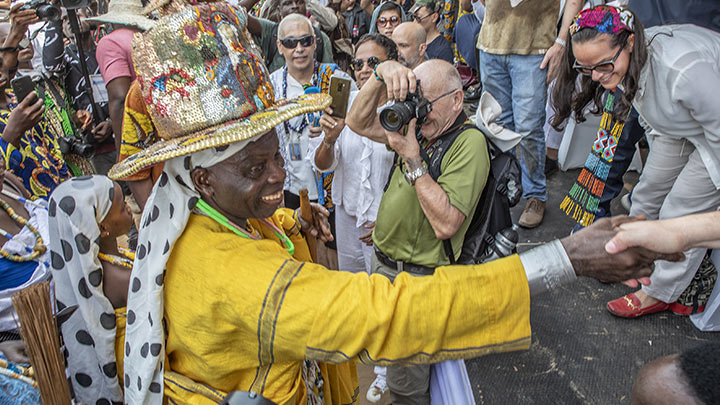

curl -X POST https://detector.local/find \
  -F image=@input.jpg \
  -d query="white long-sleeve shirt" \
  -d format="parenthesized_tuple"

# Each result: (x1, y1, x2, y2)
(634, 24, 720, 189)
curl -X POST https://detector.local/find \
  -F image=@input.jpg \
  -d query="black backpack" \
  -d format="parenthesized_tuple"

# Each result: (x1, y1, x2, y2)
(412, 116, 523, 265)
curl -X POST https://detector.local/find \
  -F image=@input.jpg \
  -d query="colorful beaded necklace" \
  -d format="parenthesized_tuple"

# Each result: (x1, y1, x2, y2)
(281, 62, 320, 134)
(98, 247, 135, 269)
(0, 198, 46, 262)
(196, 199, 295, 255)
(561, 89, 629, 226)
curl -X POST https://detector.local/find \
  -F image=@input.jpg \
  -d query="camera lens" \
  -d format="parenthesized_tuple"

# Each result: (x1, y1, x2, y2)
(379, 101, 415, 132)
(37, 4, 60, 21)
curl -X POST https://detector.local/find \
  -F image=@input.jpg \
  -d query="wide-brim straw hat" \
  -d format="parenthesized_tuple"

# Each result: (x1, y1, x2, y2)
(108, 4, 330, 180)
(87, 0, 156, 31)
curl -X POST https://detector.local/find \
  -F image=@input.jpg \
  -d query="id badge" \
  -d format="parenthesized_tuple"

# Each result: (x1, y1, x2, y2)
(90, 74, 109, 103)
(289, 142, 302, 161)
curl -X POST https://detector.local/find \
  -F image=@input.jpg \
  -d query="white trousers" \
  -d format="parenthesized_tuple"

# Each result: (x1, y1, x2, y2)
(334, 204, 374, 274)
(630, 136, 720, 302)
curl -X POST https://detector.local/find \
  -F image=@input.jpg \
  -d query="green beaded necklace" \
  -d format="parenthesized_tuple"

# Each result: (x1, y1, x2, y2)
(196, 199, 294, 256)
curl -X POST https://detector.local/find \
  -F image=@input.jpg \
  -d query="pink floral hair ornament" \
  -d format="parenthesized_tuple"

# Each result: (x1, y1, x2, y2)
(569, 5, 634, 37)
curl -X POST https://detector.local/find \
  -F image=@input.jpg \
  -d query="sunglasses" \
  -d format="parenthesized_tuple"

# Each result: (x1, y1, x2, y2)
(351, 56, 380, 71)
(411, 13, 432, 22)
(279, 34, 314, 49)
(377, 16, 400, 26)
(573, 44, 624, 76)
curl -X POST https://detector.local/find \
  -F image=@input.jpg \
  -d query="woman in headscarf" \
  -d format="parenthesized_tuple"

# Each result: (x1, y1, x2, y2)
(369, 1, 406, 37)
(48, 175, 134, 403)
(551, 6, 720, 318)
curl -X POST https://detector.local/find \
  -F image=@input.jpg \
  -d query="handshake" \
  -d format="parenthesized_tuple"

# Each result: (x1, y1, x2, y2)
(560, 214, 712, 285)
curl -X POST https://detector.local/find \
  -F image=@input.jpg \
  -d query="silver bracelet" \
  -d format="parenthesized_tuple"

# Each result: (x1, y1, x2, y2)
(554, 37, 566, 47)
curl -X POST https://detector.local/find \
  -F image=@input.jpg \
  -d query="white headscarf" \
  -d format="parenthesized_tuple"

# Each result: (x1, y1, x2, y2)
(123, 140, 251, 403)
(48, 175, 123, 403)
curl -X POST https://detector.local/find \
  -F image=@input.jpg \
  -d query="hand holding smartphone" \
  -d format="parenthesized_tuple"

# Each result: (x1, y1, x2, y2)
(11, 75, 36, 104)
(328, 76, 351, 119)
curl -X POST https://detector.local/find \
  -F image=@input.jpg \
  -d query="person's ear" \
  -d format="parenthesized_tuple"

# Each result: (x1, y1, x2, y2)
(419, 42, 427, 55)
(627, 33, 635, 53)
(432, 11, 439, 24)
(190, 167, 214, 200)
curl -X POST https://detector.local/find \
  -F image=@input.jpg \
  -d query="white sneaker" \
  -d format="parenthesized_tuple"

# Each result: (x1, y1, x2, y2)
(366, 373, 388, 403)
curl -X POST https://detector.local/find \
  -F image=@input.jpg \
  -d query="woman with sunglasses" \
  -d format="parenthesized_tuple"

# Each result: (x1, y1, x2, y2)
(309, 33, 397, 402)
(551, 6, 720, 319)
(369, 1, 406, 37)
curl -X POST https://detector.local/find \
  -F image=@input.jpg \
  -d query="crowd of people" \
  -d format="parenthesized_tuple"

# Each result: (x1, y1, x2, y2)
(0, 0, 718, 403)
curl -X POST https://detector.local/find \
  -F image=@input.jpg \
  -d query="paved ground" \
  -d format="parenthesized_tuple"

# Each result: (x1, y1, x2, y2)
(465, 168, 720, 404)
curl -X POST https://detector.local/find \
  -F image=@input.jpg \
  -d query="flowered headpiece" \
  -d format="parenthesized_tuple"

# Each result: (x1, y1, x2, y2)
(569, 5, 634, 37)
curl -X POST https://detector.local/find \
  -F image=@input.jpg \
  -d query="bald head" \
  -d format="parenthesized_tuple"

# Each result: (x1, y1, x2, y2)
(415, 59, 462, 94)
(631, 354, 702, 405)
(278, 13, 313, 38)
(393, 22, 426, 46)
(393, 22, 427, 69)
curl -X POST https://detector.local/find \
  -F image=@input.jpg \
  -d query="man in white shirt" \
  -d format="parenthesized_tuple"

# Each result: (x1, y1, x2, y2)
(269, 14, 356, 210)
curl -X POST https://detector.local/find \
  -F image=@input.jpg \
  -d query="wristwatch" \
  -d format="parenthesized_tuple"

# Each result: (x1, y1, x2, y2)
(404, 165, 428, 186)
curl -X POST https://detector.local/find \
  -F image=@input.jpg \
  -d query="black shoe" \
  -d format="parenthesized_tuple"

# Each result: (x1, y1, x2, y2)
(464, 85, 482, 103)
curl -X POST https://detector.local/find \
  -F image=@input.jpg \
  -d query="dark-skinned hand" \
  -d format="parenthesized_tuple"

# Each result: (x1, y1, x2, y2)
(8, 3, 38, 41)
(297, 202, 334, 243)
(0, 340, 29, 363)
(3, 91, 44, 146)
(92, 120, 113, 143)
(560, 216, 685, 284)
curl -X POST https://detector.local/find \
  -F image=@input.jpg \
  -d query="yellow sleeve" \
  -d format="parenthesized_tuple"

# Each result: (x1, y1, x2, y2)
(247, 247, 531, 366)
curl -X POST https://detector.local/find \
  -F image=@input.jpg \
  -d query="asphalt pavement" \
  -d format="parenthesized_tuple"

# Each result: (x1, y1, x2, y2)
(465, 168, 720, 404)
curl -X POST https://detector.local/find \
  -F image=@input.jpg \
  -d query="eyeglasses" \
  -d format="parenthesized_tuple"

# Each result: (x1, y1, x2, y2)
(279, 34, 314, 49)
(411, 13, 432, 22)
(428, 88, 457, 105)
(351, 56, 380, 71)
(377, 16, 400, 27)
(573, 44, 624, 76)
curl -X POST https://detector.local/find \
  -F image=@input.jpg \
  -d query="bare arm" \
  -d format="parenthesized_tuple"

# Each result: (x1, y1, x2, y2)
(127, 177, 154, 212)
(540, 0, 582, 81)
(247, 14, 262, 37)
(606, 212, 720, 254)
(314, 112, 343, 171)
(386, 120, 465, 240)
(345, 77, 388, 144)
(408, 157, 466, 239)
(106, 77, 131, 152)
(346, 61, 416, 144)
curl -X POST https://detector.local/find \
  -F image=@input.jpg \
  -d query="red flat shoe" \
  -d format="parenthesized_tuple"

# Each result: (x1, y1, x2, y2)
(668, 302, 705, 315)
(607, 293, 669, 318)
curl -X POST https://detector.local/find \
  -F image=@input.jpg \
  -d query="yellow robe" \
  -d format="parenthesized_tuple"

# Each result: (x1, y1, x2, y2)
(162, 209, 531, 404)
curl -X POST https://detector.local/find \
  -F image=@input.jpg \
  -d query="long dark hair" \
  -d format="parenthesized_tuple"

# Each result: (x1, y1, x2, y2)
(550, 14, 647, 131)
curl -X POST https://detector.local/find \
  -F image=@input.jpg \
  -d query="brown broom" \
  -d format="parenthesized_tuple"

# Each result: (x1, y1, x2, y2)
(12, 281, 73, 404)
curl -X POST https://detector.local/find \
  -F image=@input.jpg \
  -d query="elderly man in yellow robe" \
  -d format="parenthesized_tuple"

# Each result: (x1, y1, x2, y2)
(103, 3, 681, 404)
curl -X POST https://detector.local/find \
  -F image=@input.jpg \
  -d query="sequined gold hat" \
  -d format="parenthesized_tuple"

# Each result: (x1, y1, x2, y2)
(108, 3, 330, 180)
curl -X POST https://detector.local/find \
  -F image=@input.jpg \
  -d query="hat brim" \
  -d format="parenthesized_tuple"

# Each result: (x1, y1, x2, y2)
(86, 14, 156, 31)
(108, 93, 332, 180)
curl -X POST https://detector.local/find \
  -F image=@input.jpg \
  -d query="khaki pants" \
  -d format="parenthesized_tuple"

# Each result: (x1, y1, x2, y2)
(370, 254, 432, 404)
(631, 136, 720, 302)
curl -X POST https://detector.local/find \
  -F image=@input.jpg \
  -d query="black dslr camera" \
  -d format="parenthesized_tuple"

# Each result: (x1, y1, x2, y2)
(19, 0, 60, 21)
(378, 80, 431, 132)
(58, 134, 95, 158)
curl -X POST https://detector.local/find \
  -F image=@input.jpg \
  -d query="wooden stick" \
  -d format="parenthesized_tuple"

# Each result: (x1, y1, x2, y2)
(12, 282, 73, 404)
(298, 188, 318, 263)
